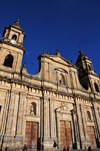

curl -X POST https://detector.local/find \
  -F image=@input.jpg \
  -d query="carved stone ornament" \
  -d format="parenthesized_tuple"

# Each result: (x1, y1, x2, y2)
(30, 104, 35, 115)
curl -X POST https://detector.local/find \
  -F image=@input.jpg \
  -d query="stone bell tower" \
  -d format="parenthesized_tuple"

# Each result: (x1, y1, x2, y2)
(0, 19, 26, 74)
(76, 48, 100, 93)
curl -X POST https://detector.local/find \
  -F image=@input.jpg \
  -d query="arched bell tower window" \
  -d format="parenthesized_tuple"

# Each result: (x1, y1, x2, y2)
(82, 84, 88, 90)
(88, 65, 91, 70)
(30, 102, 36, 115)
(94, 83, 99, 92)
(12, 34, 17, 40)
(4, 54, 14, 68)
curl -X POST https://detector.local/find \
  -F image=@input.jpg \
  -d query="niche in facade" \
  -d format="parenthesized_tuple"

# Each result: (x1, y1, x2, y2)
(87, 111, 91, 121)
(59, 74, 65, 85)
(4, 54, 14, 68)
(30, 102, 36, 115)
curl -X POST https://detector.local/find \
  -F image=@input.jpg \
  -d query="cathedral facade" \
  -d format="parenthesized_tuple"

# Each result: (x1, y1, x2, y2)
(0, 20, 100, 151)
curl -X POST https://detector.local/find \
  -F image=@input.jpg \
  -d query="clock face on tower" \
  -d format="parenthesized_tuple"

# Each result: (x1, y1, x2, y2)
(11, 39, 16, 44)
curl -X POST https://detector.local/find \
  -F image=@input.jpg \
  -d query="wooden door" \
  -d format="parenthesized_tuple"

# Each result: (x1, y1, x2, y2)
(25, 121, 38, 149)
(60, 121, 72, 148)
(87, 126, 96, 147)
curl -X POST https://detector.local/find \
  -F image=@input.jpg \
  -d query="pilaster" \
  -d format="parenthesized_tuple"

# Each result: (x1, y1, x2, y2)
(76, 100, 85, 149)
(93, 104, 100, 146)
(81, 104, 90, 149)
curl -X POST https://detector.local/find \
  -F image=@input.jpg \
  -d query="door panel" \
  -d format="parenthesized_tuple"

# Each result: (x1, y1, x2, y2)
(60, 121, 72, 148)
(25, 121, 38, 149)
(87, 126, 96, 147)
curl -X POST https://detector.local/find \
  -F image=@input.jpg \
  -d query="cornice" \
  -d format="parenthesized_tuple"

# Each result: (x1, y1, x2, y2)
(0, 39, 26, 54)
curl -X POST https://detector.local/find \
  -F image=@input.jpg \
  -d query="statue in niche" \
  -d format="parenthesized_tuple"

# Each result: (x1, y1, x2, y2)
(59, 74, 65, 85)
(63, 106, 68, 111)
(30, 104, 35, 115)
(87, 111, 91, 121)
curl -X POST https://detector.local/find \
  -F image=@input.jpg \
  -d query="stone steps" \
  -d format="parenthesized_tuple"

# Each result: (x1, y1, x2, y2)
(70, 149, 100, 151)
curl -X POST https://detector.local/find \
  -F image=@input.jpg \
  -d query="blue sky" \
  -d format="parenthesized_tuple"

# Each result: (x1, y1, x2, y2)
(0, 0, 100, 75)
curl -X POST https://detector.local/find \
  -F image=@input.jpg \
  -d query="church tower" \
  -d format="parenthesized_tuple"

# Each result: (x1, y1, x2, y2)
(76, 49, 100, 93)
(0, 19, 26, 74)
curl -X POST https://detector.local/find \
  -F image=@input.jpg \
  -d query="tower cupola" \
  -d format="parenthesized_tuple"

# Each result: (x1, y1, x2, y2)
(76, 49, 94, 77)
(2, 18, 26, 52)
(76, 48, 99, 93)
(0, 20, 26, 74)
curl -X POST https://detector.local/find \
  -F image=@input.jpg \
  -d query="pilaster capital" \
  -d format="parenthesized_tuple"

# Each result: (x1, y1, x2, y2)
(20, 92, 27, 96)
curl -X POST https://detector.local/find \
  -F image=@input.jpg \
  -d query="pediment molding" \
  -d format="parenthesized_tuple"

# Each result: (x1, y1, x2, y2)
(54, 68, 68, 74)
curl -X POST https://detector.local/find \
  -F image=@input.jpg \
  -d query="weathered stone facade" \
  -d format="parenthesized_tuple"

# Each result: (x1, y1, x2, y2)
(0, 20, 100, 151)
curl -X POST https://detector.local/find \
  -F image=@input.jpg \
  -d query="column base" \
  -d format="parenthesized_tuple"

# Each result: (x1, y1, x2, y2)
(1, 134, 24, 151)
(76, 141, 80, 149)
(43, 137, 57, 151)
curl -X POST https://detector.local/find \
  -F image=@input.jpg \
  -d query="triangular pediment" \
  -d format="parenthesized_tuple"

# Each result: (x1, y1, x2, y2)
(38, 53, 77, 69)
(54, 68, 68, 73)
(49, 55, 68, 65)
(56, 104, 71, 113)
(49, 55, 77, 68)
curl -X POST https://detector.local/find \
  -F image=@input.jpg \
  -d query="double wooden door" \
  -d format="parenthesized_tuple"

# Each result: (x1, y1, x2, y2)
(87, 126, 96, 147)
(60, 121, 72, 148)
(25, 121, 38, 149)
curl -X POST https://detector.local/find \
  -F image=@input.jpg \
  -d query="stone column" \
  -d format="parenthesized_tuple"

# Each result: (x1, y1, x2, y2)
(93, 104, 100, 142)
(0, 91, 10, 135)
(71, 118, 75, 149)
(81, 105, 88, 138)
(76, 101, 85, 149)
(73, 112, 80, 149)
(50, 100, 54, 137)
(72, 71, 77, 88)
(95, 106, 100, 132)
(81, 104, 90, 148)
(44, 99, 48, 137)
(0, 90, 10, 149)
(97, 107, 100, 128)
(50, 99, 56, 139)
(56, 112, 60, 150)
(40, 97, 44, 139)
(5, 91, 16, 134)
(11, 92, 19, 136)
(22, 95, 27, 138)
(67, 72, 71, 88)
(2, 91, 17, 150)
(69, 71, 74, 88)
(44, 97, 53, 151)
(48, 62, 52, 81)
(16, 93, 24, 135)
(15, 92, 26, 150)
(75, 72, 79, 89)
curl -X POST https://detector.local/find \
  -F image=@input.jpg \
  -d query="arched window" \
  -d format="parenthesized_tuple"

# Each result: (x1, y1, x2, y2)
(4, 54, 14, 68)
(30, 102, 36, 115)
(82, 84, 88, 90)
(88, 65, 91, 70)
(87, 111, 91, 121)
(80, 66, 84, 72)
(94, 83, 99, 92)
(59, 74, 65, 85)
(12, 34, 17, 40)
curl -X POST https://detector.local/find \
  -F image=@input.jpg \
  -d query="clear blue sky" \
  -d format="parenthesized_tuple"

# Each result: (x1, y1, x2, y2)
(0, 0, 100, 75)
